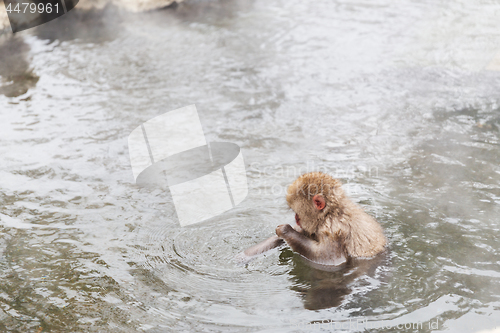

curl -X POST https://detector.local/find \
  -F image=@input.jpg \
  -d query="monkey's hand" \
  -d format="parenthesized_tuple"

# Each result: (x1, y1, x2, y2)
(276, 224, 295, 238)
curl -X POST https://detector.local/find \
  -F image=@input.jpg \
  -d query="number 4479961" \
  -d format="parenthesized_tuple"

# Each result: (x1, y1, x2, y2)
(6, 2, 59, 14)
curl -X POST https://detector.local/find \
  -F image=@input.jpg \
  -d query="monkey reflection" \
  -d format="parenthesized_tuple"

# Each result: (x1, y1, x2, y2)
(239, 172, 386, 264)
(281, 249, 388, 310)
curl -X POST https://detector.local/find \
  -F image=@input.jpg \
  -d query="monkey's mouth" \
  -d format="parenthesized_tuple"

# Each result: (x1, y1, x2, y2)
(295, 213, 301, 228)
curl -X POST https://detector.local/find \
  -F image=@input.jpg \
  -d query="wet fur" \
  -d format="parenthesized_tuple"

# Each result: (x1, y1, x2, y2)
(282, 172, 386, 261)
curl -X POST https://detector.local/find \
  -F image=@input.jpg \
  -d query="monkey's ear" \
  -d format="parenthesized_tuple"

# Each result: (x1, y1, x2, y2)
(312, 194, 325, 210)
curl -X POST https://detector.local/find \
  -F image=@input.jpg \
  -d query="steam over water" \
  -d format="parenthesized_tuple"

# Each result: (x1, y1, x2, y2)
(1, 0, 500, 331)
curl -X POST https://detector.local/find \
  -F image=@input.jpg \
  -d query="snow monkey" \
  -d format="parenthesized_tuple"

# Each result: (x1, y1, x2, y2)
(239, 172, 386, 265)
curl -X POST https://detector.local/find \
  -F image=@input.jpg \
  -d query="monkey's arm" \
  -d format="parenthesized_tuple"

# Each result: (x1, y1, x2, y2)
(238, 224, 302, 259)
(235, 225, 304, 264)
(276, 224, 346, 265)
(242, 235, 284, 257)
(234, 235, 284, 264)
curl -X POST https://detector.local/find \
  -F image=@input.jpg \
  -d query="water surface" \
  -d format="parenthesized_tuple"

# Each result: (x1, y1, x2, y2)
(1, 0, 500, 331)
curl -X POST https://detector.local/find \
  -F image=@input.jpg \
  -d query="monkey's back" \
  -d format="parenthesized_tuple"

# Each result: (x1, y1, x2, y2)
(328, 199, 386, 258)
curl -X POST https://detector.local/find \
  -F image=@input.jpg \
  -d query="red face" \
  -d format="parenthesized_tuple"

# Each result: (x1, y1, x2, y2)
(295, 213, 301, 227)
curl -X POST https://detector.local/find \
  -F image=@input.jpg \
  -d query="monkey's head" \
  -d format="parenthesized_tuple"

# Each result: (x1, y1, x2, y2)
(286, 172, 345, 235)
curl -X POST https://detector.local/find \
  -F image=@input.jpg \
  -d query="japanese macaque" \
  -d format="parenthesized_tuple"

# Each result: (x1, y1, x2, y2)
(238, 172, 386, 265)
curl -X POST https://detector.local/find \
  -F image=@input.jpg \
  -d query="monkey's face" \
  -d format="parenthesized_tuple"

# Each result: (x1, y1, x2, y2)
(287, 195, 325, 235)
(286, 172, 342, 235)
